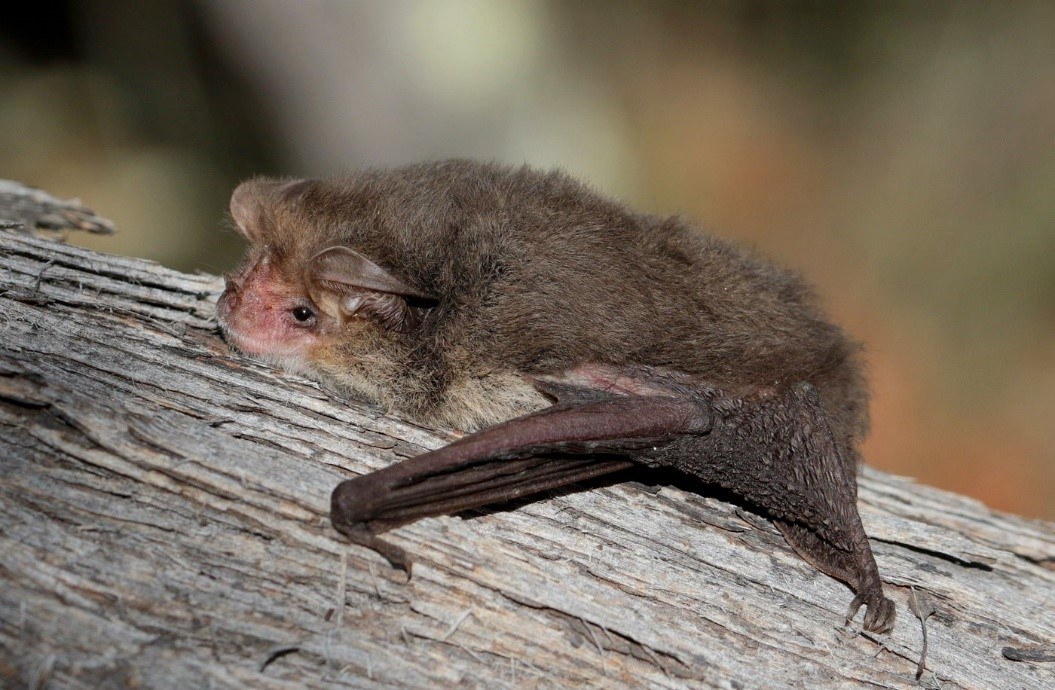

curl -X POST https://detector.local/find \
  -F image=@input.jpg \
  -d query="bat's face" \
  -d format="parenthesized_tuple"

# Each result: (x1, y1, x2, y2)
(218, 178, 342, 372)
(217, 249, 327, 368)
(217, 176, 440, 410)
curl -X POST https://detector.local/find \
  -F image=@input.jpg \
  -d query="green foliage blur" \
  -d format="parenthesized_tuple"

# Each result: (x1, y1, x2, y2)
(2, 1, 1052, 519)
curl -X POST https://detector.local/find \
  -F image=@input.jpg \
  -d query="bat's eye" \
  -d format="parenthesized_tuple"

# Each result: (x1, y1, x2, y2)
(291, 306, 315, 323)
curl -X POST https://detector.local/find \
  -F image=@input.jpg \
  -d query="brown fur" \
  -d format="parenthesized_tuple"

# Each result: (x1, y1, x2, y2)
(225, 159, 868, 463)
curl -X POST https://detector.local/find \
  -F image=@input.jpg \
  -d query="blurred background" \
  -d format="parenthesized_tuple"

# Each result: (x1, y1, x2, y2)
(2, 1, 1052, 520)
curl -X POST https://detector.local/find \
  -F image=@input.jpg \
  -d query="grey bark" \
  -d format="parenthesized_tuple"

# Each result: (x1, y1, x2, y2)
(0, 181, 1053, 689)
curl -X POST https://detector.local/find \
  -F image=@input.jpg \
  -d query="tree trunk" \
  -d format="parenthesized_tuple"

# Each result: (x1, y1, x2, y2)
(1, 181, 1053, 689)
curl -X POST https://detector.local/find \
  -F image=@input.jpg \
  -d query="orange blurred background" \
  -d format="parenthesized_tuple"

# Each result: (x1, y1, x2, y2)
(3, 1, 1052, 519)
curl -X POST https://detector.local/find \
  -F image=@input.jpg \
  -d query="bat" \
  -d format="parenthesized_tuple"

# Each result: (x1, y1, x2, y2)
(217, 159, 896, 633)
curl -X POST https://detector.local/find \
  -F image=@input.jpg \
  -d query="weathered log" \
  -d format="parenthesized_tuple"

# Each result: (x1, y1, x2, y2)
(1, 182, 1052, 689)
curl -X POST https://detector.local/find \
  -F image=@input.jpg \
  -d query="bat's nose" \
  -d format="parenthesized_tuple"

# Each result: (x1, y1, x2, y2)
(217, 276, 242, 320)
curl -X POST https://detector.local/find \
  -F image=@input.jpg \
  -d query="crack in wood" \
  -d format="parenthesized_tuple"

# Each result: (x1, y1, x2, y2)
(874, 538, 996, 571)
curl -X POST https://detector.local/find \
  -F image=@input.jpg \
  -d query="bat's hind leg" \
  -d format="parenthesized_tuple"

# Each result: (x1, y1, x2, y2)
(773, 383, 895, 633)
(671, 381, 896, 633)
(775, 517, 895, 633)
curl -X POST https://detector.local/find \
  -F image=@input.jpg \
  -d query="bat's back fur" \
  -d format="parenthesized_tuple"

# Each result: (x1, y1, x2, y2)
(260, 159, 868, 461)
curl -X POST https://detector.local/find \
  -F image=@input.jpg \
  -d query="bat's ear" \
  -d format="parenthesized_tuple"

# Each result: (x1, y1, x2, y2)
(308, 246, 433, 299)
(229, 177, 309, 242)
(307, 246, 437, 331)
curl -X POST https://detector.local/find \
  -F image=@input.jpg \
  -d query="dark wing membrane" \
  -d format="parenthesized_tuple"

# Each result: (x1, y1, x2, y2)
(331, 392, 711, 535)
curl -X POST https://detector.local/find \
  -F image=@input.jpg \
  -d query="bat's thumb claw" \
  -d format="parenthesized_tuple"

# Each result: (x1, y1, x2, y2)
(331, 479, 414, 576)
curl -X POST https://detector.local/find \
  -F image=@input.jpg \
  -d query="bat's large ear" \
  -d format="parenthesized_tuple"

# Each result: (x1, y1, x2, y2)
(229, 177, 309, 242)
(307, 246, 437, 331)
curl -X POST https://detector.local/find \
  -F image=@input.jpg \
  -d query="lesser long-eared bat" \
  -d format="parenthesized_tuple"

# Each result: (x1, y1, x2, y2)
(217, 159, 896, 633)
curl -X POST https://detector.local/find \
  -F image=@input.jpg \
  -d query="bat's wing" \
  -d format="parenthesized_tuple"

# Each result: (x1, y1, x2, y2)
(330, 365, 894, 633)
(331, 374, 712, 569)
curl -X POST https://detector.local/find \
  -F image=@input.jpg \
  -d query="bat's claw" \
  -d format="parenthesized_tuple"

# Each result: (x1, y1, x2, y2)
(846, 589, 896, 634)
(338, 525, 414, 577)
(331, 481, 414, 575)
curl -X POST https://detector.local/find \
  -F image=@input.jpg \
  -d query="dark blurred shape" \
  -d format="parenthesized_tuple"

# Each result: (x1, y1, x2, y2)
(0, 0, 79, 63)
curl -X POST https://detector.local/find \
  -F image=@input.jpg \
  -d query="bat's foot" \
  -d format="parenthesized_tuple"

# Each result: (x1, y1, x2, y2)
(775, 518, 896, 634)
(846, 589, 896, 634)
